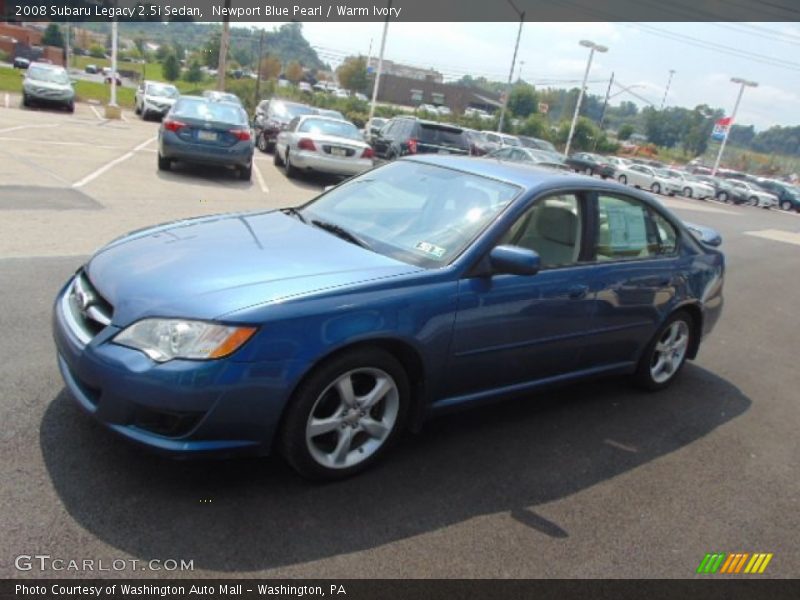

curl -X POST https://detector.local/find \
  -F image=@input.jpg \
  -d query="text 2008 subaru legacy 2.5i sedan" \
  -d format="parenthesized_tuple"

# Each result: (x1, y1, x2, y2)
(53, 157, 724, 479)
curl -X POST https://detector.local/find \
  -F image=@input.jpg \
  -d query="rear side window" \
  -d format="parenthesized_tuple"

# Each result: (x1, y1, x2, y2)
(595, 195, 678, 261)
(417, 125, 468, 148)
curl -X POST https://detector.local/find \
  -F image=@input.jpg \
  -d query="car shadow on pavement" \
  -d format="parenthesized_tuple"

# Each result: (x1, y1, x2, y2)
(40, 364, 750, 572)
(156, 162, 254, 188)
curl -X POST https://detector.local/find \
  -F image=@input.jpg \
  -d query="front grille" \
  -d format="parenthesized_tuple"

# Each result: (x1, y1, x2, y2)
(64, 271, 114, 343)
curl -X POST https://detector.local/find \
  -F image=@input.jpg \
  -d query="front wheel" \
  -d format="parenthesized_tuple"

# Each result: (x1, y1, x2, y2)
(717, 191, 728, 203)
(618, 174, 627, 184)
(634, 311, 693, 391)
(683, 187, 692, 198)
(748, 196, 758, 207)
(650, 182, 661, 195)
(278, 348, 410, 480)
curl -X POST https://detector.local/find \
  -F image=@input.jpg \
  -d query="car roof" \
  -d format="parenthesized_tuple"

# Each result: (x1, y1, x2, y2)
(298, 114, 353, 124)
(29, 62, 64, 70)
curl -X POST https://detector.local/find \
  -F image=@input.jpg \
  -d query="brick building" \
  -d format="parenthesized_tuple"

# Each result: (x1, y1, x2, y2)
(0, 22, 64, 66)
(375, 73, 502, 115)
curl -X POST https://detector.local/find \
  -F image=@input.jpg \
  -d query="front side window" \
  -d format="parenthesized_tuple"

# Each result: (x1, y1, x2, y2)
(595, 194, 675, 261)
(500, 194, 583, 269)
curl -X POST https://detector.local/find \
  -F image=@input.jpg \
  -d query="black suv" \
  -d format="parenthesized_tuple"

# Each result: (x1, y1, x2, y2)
(371, 117, 470, 160)
(253, 99, 317, 153)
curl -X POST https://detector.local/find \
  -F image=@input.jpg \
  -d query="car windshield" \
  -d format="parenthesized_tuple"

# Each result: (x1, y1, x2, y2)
(502, 136, 521, 146)
(148, 83, 179, 98)
(300, 161, 521, 268)
(27, 67, 69, 84)
(273, 102, 317, 119)
(172, 99, 248, 126)
(298, 118, 361, 140)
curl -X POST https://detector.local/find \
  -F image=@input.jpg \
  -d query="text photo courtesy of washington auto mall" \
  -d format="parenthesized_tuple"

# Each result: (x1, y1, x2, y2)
(1, 0, 799, 598)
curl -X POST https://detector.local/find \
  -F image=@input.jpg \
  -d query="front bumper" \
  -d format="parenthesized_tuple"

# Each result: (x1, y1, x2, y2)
(51, 279, 287, 457)
(290, 149, 373, 176)
(25, 87, 74, 105)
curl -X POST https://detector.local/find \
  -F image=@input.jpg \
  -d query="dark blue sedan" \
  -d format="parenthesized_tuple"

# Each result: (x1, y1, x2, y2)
(158, 96, 254, 180)
(52, 157, 724, 479)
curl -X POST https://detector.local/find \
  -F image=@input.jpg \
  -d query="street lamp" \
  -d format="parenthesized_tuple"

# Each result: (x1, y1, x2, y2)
(660, 69, 676, 110)
(497, 0, 525, 133)
(711, 77, 758, 175)
(564, 40, 608, 157)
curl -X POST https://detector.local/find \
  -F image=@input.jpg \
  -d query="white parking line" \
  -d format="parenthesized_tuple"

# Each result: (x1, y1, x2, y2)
(253, 162, 269, 194)
(4, 93, 8, 109)
(0, 136, 121, 149)
(89, 105, 105, 121)
(72, 136, 156, 189)
(745, 229, 800, 246)
(0, 123, 60, 134)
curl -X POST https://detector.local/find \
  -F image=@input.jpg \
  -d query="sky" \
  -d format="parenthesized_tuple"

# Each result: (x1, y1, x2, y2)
(257, 21, 800, 131)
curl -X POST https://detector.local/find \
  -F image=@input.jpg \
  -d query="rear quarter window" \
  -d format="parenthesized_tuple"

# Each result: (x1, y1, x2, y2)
(417, 125, 468, 149)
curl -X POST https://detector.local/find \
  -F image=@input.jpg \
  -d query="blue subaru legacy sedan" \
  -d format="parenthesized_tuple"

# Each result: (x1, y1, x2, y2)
(52, 157, 724, 479)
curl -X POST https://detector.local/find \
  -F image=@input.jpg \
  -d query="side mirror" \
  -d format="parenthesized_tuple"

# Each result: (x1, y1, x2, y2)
(490, 245, 541, 276)
(684, 222, 722, 247)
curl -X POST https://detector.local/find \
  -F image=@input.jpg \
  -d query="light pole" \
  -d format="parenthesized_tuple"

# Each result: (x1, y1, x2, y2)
(497, 0, 525, 133)
(711, 77, 758, 175)
(660, 69, 675, 110)
(367, 1, 392, 129)
(564, 40, 608, 157)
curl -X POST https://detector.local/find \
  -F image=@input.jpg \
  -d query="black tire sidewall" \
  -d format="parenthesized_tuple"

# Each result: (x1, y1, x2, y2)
(634, 310, 693, 391)
(279, 347, 410, 480)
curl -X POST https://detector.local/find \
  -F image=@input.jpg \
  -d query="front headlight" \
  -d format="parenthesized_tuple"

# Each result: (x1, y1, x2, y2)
(113, 319, 257, 362)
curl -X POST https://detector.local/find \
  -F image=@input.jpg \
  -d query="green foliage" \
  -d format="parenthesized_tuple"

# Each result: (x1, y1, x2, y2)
(336, 56, 369, 94)
(162, 54, 181, 82)
(89, 44, 106, 59)
(617, 124, 635, 141)
(750, 125, 800, 156)
(202, 32, 220, 68)
(518, 114, 550, 139)
(183, 60, 204, 83)
(42, 24, 65, 48)
(507, 83, 538, 118)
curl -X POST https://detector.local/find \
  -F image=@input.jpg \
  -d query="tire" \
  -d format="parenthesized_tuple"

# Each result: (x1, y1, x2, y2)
(618, 174, 627, 185)
(717, 191, 728, 203)
(650, 182, 661, 195)
(748, 196, 758, 207)
(278, 347, 410, 480)
(257, 133, 268, 153)
(273, 148, 284, 166)
(157, 154, 171, 171)
(781, 200, 793, 211)
(239, 163, 252, 181)
(284, 150, 298, 179)
(683, 187, 692, 198)
(66, 102, 74, 113)
(633, 310, 694, 391)
(585, 167, 594, 176)
(21, 93, 29, 108)
(134, 103, 141, 115)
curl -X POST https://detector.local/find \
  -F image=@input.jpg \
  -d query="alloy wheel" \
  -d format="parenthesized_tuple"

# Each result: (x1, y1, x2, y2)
(305, 368, 400, 469)
(650, 320, 690, 384)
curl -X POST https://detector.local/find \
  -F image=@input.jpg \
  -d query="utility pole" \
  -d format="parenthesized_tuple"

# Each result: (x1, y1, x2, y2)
(593, 71, 614, 151)
(367, 1, 392, 129)
(497, 0, 524, 133)
(564, 39, 608, 157)
(217, 0, 232, 91)
(64, 22, 71, 69)
(712, 77, 758, 176)
(254, 29, 265, 108)
(660, 69, 675, 110)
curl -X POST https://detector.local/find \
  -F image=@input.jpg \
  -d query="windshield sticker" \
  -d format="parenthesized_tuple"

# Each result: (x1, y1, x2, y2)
(415, 241, 447, 258)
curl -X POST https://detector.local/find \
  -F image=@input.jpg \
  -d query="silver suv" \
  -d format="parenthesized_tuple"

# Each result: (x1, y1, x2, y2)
(22, 63, 75, 112)
(135, 81, 180, 120)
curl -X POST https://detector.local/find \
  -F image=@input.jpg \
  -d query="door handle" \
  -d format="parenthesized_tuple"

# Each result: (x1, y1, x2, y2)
(567, 284, 589, 299)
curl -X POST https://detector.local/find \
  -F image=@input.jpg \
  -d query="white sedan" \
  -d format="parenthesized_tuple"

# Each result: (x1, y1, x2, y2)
(663, 169, 715, 199)
(275, 116, 374, 179)
(615, 164, 681, 195)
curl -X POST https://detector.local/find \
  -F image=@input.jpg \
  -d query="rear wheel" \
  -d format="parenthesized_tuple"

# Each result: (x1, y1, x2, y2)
(634, 311, 693, 391)
(618, 174, 628, 184)
(748, 196, 758, 206)
(278, 347, 410, 480)
(157, 154, 171, 171)
(651, 182, 661, 195)
(257, 133, 268, 153)
(781, 200, 793, 211)
(683, 187, 692, 198)
(284, 150, 298, 178)
(717, 191, 728, 203)
(239, 163, 252, 181)
(273, 148, 284, 166)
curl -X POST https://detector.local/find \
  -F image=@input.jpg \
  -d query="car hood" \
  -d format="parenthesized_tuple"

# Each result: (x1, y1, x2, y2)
(145, 95, 177, 105)
(85, 211, 423, 326)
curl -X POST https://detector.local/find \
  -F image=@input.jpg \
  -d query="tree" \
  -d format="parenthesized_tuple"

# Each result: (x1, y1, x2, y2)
(162, 53, 181, 82)
(518, 114, 550, 139)
(42, 24, 65, 48)
(555, 117, 599, 152)
(285, 60, 304, 83)
(89, 44, 106, 59)
(507, 83, 538, 118)
(202, 32, 221, 68)
(618, 124, 635, 141)
(259, 55, 281, 80)
(183, 60, 204, 83)
(336, 56, 368, 93)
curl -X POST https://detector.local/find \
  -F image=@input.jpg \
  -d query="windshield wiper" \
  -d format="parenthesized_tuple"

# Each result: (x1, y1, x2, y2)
(281, 207, 307, 223)
(311, 219, 371, 250)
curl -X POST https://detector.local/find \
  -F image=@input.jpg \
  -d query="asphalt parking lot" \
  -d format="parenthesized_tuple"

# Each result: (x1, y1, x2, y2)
(1, 99, 798, 579)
